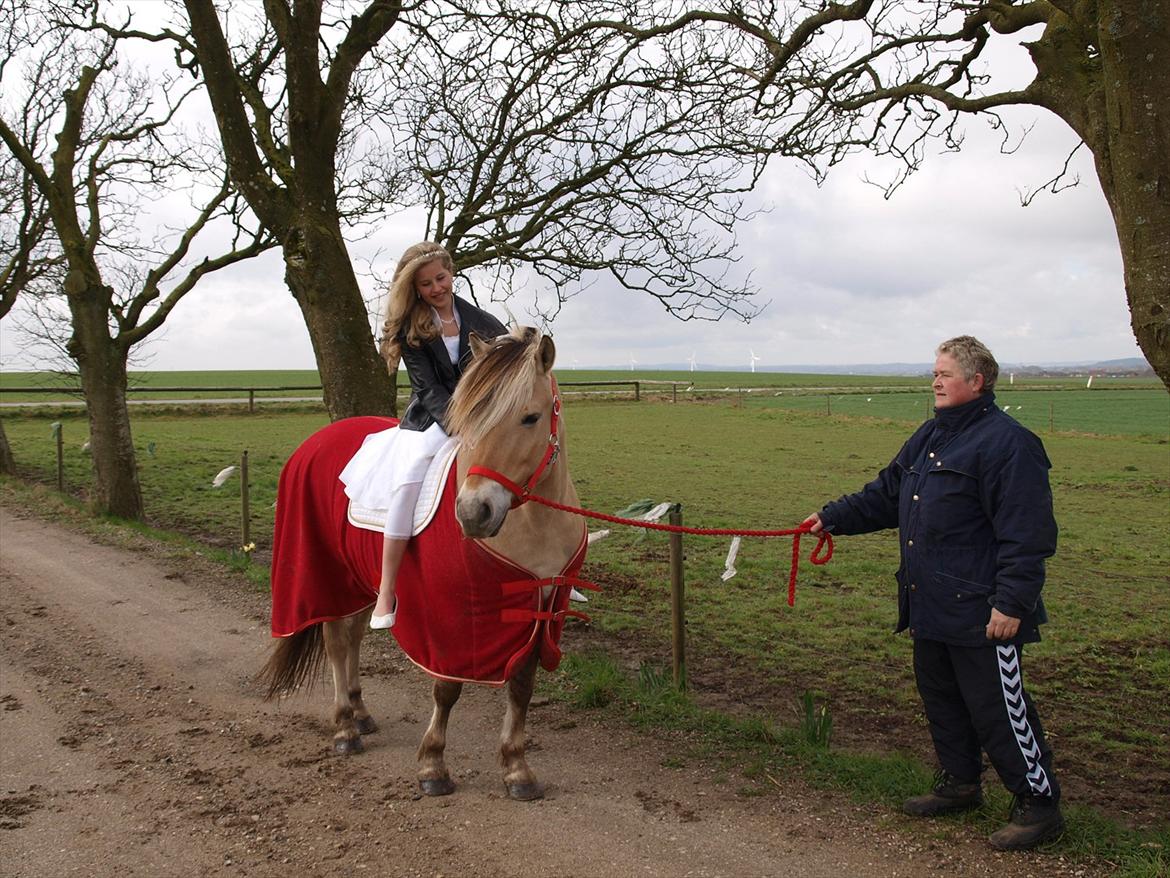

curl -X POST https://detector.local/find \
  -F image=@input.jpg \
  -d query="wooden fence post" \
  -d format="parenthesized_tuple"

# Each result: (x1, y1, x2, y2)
(240, 450, 251, 548)
(248, 389, 255, 413)
(634, 381, 640, 401)
(669, 504, 686, 691)
(52, 422, 63, 491)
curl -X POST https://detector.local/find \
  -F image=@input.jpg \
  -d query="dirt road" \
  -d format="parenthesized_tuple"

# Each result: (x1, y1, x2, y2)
(1, 505, 1090, 877)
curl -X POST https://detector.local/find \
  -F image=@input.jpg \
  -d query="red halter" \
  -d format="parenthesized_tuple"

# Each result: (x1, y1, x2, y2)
(466, 376, 561, 507)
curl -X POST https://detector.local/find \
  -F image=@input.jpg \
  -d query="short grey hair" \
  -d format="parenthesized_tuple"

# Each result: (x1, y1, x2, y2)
(936, 335, 998, 393)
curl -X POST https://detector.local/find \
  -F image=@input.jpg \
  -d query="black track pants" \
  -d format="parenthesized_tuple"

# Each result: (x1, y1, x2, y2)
(913, 638, 1059, 800)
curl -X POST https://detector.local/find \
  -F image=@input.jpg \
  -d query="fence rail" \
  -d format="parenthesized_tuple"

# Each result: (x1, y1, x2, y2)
(0, 380, 664, 409)
(5, 383, 1165, 436)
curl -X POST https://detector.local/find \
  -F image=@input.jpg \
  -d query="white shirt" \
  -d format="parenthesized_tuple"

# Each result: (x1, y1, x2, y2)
(431, 307, 461, 364)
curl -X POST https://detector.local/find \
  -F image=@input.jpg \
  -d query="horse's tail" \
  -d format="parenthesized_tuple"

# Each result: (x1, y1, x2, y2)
(258, 625, 326, 701)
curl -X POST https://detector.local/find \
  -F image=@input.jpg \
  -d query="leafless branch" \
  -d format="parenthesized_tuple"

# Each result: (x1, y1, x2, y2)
(1017, 139, 1084, 206)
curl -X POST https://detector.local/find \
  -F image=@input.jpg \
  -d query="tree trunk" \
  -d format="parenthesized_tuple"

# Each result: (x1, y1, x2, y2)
(65, 274, 144, 520)
(282, 216, 396, 420)
(1096, 0, 1170, 389)
(0, 419, 16, 476)
(79, 357, 142, 519)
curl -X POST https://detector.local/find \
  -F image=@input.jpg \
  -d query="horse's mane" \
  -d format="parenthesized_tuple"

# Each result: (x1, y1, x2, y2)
(448, 326, 543, 447)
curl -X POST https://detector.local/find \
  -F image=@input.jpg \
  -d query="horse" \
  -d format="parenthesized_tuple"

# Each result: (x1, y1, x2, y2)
(259, 327, 588, 800)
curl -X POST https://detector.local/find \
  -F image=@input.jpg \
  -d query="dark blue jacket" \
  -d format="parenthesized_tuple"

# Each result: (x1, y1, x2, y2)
(397, 295, 506, 432)
(819, 392, 1057, 647)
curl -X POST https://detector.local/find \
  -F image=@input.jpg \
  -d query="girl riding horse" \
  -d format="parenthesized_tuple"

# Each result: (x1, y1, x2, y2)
(263, 327, 588, 799)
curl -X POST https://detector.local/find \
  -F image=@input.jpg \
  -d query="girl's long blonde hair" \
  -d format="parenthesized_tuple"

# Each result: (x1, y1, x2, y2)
(379, 242, 456, 362)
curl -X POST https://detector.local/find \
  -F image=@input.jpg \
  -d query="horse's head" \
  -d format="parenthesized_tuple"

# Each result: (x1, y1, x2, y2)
(448, 327, 560, 538)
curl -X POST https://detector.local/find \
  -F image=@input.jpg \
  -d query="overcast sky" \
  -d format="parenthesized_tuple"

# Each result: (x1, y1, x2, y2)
(0, 10, 1143, 374)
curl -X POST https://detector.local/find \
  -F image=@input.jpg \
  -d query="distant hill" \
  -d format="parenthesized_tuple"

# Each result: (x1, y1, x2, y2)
(603, 356, 1154, 377)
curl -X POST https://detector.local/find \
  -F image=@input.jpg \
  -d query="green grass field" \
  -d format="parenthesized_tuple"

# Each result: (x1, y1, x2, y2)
(2, 375, 1168, 859)
(3, 368, 1166, 437)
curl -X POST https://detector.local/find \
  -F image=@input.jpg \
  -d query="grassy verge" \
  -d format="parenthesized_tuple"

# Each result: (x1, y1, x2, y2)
(551, 650, 1169, 878)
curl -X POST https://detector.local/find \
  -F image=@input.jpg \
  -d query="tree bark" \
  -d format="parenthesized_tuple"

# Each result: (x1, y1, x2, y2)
(0, 420, 16, 476)
(1095, 0, 1170, 387)
(65, 271, 144, 520)
(1024, 1, 1168, 387)
(282, 214, 395, 418)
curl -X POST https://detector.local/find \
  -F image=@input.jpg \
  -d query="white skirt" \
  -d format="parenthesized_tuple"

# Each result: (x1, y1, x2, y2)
(339, 422, 449, 511)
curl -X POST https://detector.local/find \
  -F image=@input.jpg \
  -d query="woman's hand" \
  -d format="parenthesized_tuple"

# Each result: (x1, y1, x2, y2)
(802, 512, 823, 534)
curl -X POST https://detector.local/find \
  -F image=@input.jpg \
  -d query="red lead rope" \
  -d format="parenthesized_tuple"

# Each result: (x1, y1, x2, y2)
(467, 375, 834, 607)
(517, 492, 833, 607)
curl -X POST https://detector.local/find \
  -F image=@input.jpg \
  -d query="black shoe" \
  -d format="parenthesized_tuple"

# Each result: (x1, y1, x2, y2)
(988, 793, 1065, 850)
(903, 770, 983, 817)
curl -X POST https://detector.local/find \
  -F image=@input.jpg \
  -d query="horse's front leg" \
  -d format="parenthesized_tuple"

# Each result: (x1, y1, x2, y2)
(417, 678, 462, 796)
(500, 649, 543, 801)
(322, 615, 368, 754)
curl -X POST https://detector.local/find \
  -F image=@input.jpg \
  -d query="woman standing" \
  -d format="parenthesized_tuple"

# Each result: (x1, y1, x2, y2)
(340, 242, 507, 629)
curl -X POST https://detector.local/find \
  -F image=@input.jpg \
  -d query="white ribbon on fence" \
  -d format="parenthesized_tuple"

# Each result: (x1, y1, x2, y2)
(721, 536, 741, 582)
(640, 501, 673, 523)
(212, 465, 238, 487)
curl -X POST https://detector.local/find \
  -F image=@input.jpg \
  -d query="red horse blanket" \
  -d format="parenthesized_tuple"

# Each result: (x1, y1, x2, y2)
(270, 417, 588, 686)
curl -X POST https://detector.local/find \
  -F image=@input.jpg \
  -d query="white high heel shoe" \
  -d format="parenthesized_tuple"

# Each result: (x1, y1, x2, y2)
(369, 598, 397, 630)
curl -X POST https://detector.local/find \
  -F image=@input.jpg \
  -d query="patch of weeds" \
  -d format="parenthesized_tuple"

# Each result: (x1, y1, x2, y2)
(638, 661, 671, 693)
(1055, 805, 1170, 878)
(739, 716, 780, 746)
(562, 652, 627, 709)
(797, 691, 832, 749)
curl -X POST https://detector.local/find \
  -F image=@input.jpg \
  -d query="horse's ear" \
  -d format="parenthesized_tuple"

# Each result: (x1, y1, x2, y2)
(537, 333, 556, 374)
(468, 332, 490, 359)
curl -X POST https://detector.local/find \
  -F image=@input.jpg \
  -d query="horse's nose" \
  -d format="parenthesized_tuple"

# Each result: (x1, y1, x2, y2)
(468, 500, 492, 530)
(456, 492, 505, 537)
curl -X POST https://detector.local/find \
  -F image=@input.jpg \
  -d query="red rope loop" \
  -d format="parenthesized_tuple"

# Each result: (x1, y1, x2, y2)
(521, 493, 834, 607)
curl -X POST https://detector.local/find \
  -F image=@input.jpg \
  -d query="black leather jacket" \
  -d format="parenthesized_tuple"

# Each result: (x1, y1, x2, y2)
(397, 295, 507, 432)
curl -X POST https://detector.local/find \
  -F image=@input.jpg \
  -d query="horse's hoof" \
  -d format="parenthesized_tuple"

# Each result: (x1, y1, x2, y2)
(332, 736, 363, 756)
(506, 782, 544, 802)
(419, 777, 456, 797)
(356, 716, 378, 735)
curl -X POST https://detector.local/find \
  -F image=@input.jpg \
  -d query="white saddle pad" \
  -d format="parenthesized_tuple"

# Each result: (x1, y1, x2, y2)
(346, 436, 461, 535)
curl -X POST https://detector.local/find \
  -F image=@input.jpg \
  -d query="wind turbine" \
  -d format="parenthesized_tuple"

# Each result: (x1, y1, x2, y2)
(749, 349, 761, 373)
(687, 352, 697, 372)
(628, 354, 638, 372)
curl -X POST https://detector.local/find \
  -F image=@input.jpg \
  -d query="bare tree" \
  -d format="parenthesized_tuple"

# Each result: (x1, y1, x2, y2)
(370, 5, 772, 323)
(0, 0, 60, 475)
(170, 0, 405, 420)
(1, 14, 274, 517)
(622, 1, 1168, 386)
(0, 146, 59, 476)
(90, 1, 784, 417)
